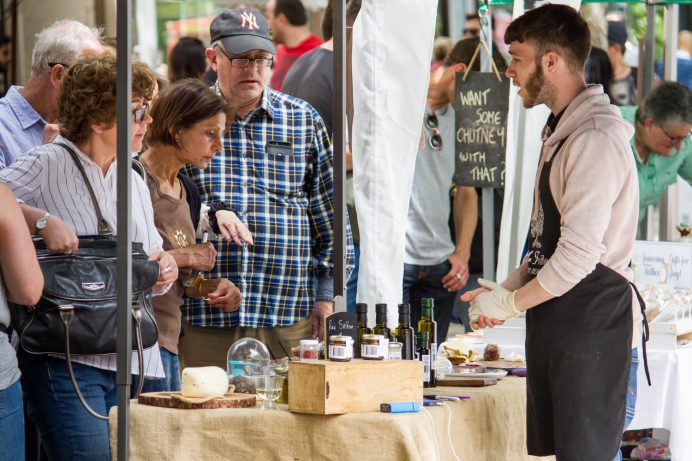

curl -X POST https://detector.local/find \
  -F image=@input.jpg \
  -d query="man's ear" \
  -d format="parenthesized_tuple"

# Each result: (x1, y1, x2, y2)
(206, 47, 218, 71)
(453, 63, 467, 74)
(543, 51, 560, 73)
(49, 63, 66, 88)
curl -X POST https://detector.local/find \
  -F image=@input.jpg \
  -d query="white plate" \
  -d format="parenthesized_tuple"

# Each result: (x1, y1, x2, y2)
(445, 369, 508, 380)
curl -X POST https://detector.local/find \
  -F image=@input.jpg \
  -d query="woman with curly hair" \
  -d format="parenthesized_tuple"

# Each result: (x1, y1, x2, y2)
(0, 53, 178, 460)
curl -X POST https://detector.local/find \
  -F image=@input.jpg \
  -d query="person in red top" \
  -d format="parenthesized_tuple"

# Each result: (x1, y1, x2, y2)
(265, 0, 322, 91)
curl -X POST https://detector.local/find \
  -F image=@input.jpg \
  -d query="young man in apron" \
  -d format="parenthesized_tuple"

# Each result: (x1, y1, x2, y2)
(461, 5, 644, 460)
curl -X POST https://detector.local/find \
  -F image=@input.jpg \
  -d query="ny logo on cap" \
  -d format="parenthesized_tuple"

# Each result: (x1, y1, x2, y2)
(240, 11, 259, 30)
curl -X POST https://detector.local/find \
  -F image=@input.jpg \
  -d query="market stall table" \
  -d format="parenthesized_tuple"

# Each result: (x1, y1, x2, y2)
(110, 377, 553, 460)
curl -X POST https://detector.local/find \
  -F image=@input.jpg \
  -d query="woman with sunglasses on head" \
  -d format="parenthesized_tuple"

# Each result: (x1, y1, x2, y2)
(0, 53, 178, 461)
(135, 78, 247, 392)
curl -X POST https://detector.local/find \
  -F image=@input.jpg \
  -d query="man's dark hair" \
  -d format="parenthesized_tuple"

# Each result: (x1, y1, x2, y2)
(0, 35, 10, 46)
(504, 4, 591, 75)
(275, 0, 308, 26)
(321, 0, 332, 40)
(638, 81, 692, 127)
(168, 37, 206, 82)
(444, 37, 507, 72)
(465, 13, 479, 23)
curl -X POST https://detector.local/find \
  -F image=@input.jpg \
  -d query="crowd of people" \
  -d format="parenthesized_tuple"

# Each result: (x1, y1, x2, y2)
(0, 1, 690, 460)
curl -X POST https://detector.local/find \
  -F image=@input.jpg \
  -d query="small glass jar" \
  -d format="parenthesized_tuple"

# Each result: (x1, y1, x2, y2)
(299, 339, 320, 360)
(328, 335, 353, 362)
(361, 334, 385, 360)
(388, 341, 403, 360)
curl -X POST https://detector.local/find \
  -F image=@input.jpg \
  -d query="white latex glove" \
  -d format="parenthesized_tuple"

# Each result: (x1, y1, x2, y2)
(469, 278, 521, 325)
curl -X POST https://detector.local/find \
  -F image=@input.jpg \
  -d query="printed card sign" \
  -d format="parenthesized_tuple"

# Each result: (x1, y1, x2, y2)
(454, 72, 510, 189)
(631, 240, 692, 288)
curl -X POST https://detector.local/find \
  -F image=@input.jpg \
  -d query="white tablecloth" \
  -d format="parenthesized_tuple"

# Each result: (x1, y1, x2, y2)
(629, 344, 692, 461)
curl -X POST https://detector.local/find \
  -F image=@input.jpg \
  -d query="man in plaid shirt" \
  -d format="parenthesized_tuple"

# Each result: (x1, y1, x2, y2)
(180, 7, 353, 366)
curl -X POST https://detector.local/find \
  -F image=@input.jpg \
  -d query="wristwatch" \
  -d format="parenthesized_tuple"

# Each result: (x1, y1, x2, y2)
(35, 212, 51, 235)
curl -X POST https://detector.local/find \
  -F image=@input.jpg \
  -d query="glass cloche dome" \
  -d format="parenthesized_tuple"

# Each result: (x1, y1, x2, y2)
(226, 337, 271, 378)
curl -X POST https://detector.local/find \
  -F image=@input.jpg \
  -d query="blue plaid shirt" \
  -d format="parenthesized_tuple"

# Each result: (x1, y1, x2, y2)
(183, 85, 353, 328)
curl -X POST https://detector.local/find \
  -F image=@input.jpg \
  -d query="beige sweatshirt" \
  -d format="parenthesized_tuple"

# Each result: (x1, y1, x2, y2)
(531, 85, 638, 297)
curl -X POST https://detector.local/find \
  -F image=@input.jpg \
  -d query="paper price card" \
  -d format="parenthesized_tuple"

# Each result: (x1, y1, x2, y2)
(631, 240, 692, 288)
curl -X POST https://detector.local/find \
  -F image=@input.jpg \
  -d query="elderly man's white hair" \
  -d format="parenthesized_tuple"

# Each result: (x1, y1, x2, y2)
(31, 19, 103, 77)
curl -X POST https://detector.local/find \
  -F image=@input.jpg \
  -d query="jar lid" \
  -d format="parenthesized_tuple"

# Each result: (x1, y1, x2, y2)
(388, 341, 403, 349)
(329, 335, 351, 341)
(361, 334, 381, 341)
(300, 339, 319, 346)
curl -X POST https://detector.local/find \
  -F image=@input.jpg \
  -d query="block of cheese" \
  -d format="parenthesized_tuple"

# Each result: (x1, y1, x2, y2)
(181, 366, 229, 398)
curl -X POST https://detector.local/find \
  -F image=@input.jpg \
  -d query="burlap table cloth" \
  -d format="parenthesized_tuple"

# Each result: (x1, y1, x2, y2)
(110, 377, 554, 460)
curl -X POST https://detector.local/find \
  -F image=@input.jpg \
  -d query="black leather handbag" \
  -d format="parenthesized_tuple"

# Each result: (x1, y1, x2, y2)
(9, 142, 161, 419)
(10, 236, 160, 356)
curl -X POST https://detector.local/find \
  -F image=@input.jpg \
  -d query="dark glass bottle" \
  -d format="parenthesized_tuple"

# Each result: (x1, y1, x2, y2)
(356, 303, 370, 359)
(372, 303, 391, 341)
(417, 331, 431, 388)
(395, 303, 415, 360)
(418, 298, 437, 386)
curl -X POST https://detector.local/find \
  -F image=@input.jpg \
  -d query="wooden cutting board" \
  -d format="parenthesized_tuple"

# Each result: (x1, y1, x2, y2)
(138, 392, 256, 409)
(435, 377, 497, 387)
(475, 360, 526, 370)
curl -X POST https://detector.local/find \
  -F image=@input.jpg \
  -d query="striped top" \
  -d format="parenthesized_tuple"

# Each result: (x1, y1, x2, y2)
(0, 137, 164, 377)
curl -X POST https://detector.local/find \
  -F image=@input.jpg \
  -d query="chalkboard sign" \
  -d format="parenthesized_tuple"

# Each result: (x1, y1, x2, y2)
(454, 72, 510, 189)
(324, 312, 358, 358)
(631, 240, 692, 288)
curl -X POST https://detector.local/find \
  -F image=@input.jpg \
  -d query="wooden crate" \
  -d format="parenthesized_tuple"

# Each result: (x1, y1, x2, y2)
(288, 359, 423, 414)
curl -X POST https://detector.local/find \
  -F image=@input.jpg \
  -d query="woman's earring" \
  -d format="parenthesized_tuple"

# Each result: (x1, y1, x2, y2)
(175, 134, 182, 147)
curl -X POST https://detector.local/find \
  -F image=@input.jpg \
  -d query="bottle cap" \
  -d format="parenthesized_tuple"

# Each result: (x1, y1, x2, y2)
(375, 303, 387, 313)
(300, 339, 319, 346)
(356, 303, 368, 313)
(398, 303, 411, 314)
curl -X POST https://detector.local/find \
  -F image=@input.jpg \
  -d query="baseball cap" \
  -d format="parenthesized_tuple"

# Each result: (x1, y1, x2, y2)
(607, 21, 628, 46)
(210, 8, 276, 56)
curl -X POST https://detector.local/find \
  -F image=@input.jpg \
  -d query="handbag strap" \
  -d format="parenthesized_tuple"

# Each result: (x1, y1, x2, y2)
(55, 142, 113, 235)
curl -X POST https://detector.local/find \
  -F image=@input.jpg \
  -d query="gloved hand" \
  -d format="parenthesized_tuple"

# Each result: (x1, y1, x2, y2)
(469, 278, 521, 325)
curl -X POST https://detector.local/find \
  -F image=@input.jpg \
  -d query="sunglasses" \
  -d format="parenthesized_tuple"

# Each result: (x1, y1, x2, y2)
(132, 104, 150, 124)
(659, 125, 691, 144)
(424, 113, 443, 151)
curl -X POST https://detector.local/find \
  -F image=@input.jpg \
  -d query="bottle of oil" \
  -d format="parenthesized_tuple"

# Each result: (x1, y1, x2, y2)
(356, 303, 370, 358)
(395, 303, 415, 360)
(418, 298, 437, 386)
(372, 303, 391, 341)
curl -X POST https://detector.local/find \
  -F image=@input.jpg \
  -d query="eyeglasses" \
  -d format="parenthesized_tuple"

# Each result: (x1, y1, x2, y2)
(132, 104, 150, 123)
(215, 45, 273, 67)
(659, 125, 692, 144)
(424, 113, 443, 151)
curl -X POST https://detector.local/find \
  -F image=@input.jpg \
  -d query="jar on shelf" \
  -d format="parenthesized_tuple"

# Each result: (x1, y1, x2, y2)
(328, 335, 353, 362)
(361, 334, 385, 360)
(299, 339, 320, 360)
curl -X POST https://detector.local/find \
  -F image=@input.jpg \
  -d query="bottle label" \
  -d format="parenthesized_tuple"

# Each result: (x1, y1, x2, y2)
(380, 337, 389, 359)
(388, 349, 402, 360)
(431, 343, 437, 370)
(362, 344, 382, 359)
(421, 354, 430, 382)
(329, 344, 352, 360)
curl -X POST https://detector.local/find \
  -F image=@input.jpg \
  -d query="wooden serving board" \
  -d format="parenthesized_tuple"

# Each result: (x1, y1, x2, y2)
(475, 360, 526, 370)
(138, 392, 256, 409)
(435, 377, 497, 387)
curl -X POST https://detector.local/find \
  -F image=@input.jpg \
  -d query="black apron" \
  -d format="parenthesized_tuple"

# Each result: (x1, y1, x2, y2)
(525, 139, 643, 461)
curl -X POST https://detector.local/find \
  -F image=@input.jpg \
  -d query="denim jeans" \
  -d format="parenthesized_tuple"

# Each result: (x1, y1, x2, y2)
(20, 353, 116, 461)
(613, 347, 639, 461)
(140, 348, 181, 393)
(346, 243, 360, 315)
(402, 260, 455, 342)
(0, 379, 24, 461)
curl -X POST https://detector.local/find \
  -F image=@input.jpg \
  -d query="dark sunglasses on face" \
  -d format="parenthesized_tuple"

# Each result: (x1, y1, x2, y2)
(132, 104, 150, 123)
(425, 113, 443, 151)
